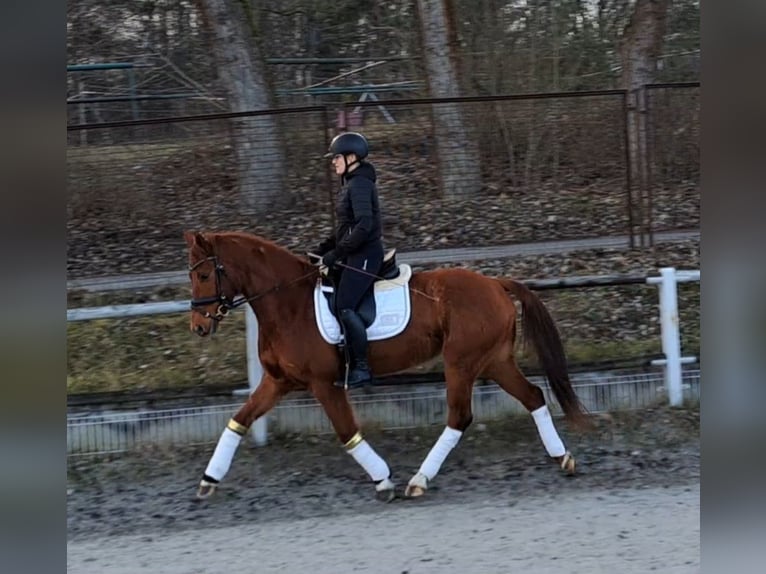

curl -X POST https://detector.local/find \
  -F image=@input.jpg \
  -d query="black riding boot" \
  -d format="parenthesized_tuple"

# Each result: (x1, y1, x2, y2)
(336, 309, 373, 389)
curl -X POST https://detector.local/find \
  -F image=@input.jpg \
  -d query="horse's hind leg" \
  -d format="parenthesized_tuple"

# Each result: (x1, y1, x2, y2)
(311, 381, 395, 502)
(483, 357, 576, 475)
(405, 363, 477, 497)
(196, 374, 287, 499)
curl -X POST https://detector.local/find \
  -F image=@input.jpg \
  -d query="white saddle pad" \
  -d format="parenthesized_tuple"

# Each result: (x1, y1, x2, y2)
(314, 264, 413, 345)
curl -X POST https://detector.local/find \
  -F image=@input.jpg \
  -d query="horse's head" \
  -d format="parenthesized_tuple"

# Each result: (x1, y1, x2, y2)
(184, 231, 238, 337)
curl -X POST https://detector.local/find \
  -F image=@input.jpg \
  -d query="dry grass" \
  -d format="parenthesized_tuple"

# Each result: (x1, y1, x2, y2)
(66, 279, 698, 394)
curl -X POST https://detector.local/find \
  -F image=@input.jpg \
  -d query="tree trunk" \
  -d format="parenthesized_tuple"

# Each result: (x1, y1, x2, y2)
(551, 5, 561, 191)
(415, 0, 481, 199)
(523, 4, 539, 190)
(619, 0, 670, 244)
(200, 0, 284, 212)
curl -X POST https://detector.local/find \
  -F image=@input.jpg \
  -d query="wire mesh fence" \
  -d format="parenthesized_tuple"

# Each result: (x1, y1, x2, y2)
(67, 367, 700, 456)
(67, 85, 698, 280)
(67, 106, 333, 277)
(341, 91, 631, 249)
(645, 83, 700, 233)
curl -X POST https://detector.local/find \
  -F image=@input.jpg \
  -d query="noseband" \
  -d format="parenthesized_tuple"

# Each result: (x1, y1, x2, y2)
(188, 256, 242, 322)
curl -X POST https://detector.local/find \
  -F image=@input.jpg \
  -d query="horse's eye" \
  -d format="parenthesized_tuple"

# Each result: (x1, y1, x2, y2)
(199, 273, 210, 281)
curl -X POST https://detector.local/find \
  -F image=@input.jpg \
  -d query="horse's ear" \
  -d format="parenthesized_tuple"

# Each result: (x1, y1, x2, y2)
(183, 231, 211, 252)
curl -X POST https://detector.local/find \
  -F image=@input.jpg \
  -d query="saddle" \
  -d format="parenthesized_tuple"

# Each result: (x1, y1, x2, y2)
(315, 249, 413, 344)
(321, 248, 401, 326)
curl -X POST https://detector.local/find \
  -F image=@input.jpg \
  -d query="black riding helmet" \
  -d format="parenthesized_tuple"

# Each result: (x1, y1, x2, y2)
(325, 131, 369, 160)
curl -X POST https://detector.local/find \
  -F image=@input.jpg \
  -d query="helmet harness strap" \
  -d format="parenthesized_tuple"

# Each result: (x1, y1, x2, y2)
(341, 154, 360, 177)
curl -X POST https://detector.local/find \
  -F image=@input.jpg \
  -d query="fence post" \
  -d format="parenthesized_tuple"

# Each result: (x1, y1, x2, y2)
(246, 306, 268, 445)
(622, 90, 636, 249)
(658, 267, 683, 406)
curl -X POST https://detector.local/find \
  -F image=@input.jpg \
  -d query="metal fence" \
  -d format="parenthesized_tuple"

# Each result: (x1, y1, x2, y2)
(67, 368, 700, 456)
(67, 268, 700, 455)
(66, 84, 699, 280)
(339, 90, 633, 247)
(644, 83, 701, 237)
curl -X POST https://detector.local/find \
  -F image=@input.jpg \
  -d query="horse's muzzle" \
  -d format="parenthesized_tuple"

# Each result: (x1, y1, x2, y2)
(191, 315, 218, 337)
(190, 303, 228, 337)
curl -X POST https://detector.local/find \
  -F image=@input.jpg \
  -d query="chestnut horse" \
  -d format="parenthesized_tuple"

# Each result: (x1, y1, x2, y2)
(185, 230, 587, 501)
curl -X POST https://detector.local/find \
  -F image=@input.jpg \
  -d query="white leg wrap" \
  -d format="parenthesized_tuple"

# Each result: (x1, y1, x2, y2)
(531, 405, 566, 457)
(375, 477, 396, 493)
(347, 440, 391, 482)
(204, 428, 243, 482)
(418, 426, 463, 480)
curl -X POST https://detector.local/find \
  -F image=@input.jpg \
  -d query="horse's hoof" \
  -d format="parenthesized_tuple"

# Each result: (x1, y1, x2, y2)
(376, 489, 396, 503)
(405, 472, 428, 498)
(559, 451, 576, 475)
(196, 479, 218, 499)
(375, 477, 396, 503)
(405, 485, 426, 497)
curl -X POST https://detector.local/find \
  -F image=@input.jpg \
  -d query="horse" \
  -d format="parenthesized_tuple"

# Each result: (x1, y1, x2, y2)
(184, 230, 587, 501)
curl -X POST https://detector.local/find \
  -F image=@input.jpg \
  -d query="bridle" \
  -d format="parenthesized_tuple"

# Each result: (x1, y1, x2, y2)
(188, 255, 239, 323)
(189, 255, 317, 323)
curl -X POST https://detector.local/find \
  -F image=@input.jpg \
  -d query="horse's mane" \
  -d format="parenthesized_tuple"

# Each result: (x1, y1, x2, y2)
(206, 231, 314, 277)
(208, 231, 297, 259)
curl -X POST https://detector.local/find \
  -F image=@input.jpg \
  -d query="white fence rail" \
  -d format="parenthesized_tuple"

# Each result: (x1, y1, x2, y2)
(646, 268, 700, 406)
(67, 267, 700, 448)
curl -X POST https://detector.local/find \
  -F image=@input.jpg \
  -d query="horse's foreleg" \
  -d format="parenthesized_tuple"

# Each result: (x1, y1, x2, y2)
(484, 359, 576, 475)
(405, 367, 475, 497)
(312, 382, 395, 502)
(196, 375, 285, 499)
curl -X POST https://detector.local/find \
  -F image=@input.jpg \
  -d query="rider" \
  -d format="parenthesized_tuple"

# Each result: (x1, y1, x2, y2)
(315, 131, 384, 389)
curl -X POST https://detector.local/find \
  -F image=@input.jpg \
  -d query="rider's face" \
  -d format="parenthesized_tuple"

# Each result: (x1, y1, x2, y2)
(331, 153, 357, 175)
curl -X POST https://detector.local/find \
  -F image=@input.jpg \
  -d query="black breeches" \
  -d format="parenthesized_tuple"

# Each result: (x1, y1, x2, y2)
(335, 243, 384, 312)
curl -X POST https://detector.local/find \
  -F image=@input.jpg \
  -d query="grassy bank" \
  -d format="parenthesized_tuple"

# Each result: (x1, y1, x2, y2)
(67, 277, 699, 394)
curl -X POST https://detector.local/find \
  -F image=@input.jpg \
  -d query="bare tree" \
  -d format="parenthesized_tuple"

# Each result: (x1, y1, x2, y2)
(619, 0, 670, 241)
(199, 0, 285, 211)
(620, 0, 671, 98)
(415, 0, 481, 199)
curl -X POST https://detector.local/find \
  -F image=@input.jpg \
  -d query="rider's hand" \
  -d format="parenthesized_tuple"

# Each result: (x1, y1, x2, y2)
(321, 250, 338, 269)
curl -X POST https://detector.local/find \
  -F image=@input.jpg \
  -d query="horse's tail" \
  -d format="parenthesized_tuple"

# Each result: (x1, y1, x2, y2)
(498, 278, 591, 429)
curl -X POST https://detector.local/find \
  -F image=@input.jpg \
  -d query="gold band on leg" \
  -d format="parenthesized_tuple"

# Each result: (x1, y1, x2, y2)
(344, 431, 363, 450)
(227, 418, 248, 436)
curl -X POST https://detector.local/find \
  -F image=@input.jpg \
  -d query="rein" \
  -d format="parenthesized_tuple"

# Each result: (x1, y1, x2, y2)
(331, 261, 438, 302)
(189, 255, 317, 322)
(306, 253, 438, 302)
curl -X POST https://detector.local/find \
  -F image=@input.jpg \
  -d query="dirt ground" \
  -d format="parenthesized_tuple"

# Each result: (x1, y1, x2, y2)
(67, 405, 699, 573)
